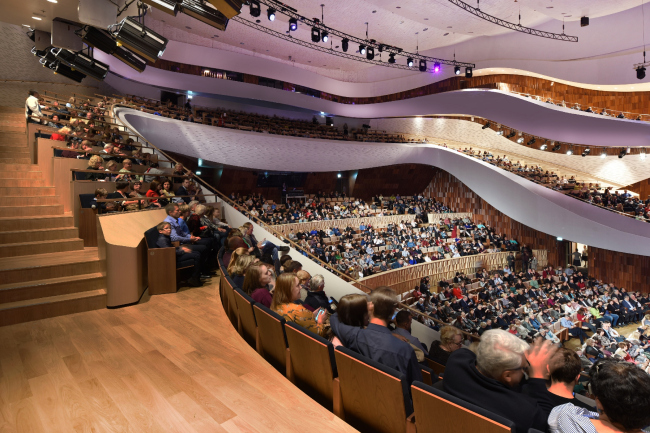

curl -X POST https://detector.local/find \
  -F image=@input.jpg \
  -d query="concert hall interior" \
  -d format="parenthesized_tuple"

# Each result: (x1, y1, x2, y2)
(2, 0, 650, 432)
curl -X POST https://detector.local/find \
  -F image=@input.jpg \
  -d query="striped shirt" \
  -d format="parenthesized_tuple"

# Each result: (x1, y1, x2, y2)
(548, 403, 599, 433)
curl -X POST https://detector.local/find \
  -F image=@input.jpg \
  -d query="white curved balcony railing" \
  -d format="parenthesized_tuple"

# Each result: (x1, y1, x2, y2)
(116, 107, 650, 257)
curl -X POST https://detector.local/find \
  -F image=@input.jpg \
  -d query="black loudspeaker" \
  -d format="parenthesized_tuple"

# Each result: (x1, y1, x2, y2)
(581, 16, 589, 27)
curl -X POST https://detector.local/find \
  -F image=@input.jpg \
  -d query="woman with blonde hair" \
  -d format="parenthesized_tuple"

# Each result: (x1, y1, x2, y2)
(85, 155, 106, 181)
(227, 247, 250, 274)
(228, 254, 256, 288)
(271, 272, 327, 336)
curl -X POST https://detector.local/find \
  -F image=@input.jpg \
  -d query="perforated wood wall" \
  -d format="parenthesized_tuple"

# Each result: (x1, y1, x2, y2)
(588, 247, 650, 292)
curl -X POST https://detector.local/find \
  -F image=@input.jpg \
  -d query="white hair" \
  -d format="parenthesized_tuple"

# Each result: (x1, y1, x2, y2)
(476, 329, 529, 379)
(310, 274, 325, 291)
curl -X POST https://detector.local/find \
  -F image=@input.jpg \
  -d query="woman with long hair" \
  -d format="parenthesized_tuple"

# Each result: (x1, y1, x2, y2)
(271, 272, 327, 336)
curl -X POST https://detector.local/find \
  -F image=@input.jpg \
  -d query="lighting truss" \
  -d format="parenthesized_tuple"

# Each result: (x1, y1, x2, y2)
(249, 0, 474, 68)
(232, 17, 471, 72)
(447, 0, 578, 42)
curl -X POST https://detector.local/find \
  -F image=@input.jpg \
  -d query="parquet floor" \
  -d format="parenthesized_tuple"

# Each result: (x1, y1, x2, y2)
(0, 279, 357, 433)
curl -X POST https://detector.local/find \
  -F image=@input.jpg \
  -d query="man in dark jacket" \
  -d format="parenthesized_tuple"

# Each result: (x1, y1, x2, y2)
(443, 330, 558, 433)
(303, 274, 334, 313)
(156, 221, 202, 287)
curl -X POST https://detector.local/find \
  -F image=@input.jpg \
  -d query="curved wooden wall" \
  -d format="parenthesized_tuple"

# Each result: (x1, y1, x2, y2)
(588, 247, 650, 293)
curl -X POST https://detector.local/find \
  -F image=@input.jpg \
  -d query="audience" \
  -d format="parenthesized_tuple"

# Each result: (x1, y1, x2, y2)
(271, 272, 327, 336)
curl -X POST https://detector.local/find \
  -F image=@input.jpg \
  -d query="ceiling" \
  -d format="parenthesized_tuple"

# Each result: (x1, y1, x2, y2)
(2, 0, 643, 74)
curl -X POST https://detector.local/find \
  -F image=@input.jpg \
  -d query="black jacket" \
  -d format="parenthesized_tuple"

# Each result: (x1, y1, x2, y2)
(443, 348, 555, 433)
(304, 290, 334, 313)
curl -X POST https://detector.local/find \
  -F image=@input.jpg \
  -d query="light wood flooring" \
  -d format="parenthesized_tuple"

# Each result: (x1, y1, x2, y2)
(0, 279, 357, 433)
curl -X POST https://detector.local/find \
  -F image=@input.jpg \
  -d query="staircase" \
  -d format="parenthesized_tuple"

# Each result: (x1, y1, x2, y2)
(0, 107, 106, 326)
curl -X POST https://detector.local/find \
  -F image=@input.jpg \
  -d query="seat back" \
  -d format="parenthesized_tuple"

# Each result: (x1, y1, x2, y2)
(411, 381, 514, 433)
(79, 193, 97, 209)
(144, 226, 159, 249)
(284, 322, 337, 410)
(334, 346, 411, 433)
(253, 304, 288, 374)
(425, 359, 446, 376)
(220, 273, 238, 328)
(233, 288, 258, 349)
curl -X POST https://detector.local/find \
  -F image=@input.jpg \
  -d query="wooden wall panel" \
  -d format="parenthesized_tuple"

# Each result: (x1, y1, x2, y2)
(303, 172, 340, 195)
(352, 164, 437, 200)
(424, 168, 563, 266)
(588, 247, 650, 293)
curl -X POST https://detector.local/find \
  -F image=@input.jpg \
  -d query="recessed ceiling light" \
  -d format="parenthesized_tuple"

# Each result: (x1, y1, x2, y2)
(266, 49, 269, 51)
(47, 0, 57, 3)
(468, 31, 473, 33)
(256, 19, 260, 23)
(22, 24, 31, 27)
(423, 28, 428, 31)
(214, 34, 219, 37)
(32, 16, 42, 20)
(335, 45, 339, 48)
(546, 6, 553, 8)
(308, 60, 312, 62)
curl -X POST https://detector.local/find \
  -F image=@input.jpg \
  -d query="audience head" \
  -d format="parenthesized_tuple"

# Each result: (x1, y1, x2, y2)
(227, 254, 256, 277)
(368, 286, 398, 323)
(88, 155, 103, 168)
(227, 247, 250, 270)
(157, 221, 171, 234)
(309, 274, 325, 292)
(227, 236, 247, 251)
(165, 203, 179, 217)
(115, 181, 130, 192)
(94, 188, 107, 198)
(549, 347, 581, 386)
(285, 260, 303, 273)
(270, 272, 300, 310)
(194, 204, 207, 216)
(338, 294, 370, 327)
(588, 359, 650, 431)
(395, 310, 413, 331)
(476, 329, 529, 387)
(148, 180, 160, 192)
(178, 204, 190, 218)
(242, 262, 273, 295)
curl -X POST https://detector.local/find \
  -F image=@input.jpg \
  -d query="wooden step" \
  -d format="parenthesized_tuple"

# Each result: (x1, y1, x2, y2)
(0, 227, 78, 244)
(0, 157, 31, 164)
(0, 289, 107, 327)
(0, 170, 43, 179)
(0, 249, 102, 285)
(0, 148, 30, 157)
(0, 163, 39, 171)
(0, 195, 59, 206)
(0, 178, 45, 187)
(0, 187, 55, 197)
(0, 238, 84, 257)
(0, 214, 73, 231)
(0, 272, 105, 303)
(0, 139, 28, 148)
(0, 204, 63, 217)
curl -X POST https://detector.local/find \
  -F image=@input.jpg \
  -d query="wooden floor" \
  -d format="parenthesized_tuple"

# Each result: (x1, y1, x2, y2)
(0, 279, 357, 433)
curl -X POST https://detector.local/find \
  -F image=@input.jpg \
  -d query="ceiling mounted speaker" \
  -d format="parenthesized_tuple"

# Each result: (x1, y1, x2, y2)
(204, 0, 243, 19)
(78, 0, 119, 28)
(33, 29, 51, 51)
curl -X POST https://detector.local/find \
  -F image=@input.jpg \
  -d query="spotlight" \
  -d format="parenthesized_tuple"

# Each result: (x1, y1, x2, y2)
(516, 137, 524, 144)
(465, 67, 473, 78)
(267, 8, 276, 21)
(366, 46, 374, 60)
(113, 45, 148, 73)
(527, 138, 536, 146)
(311, 27, 320, 42)
(582, 148, 591, 157)
(341, 38, 349, 52)
(433, 62, 441, 73)
(51, 48, 110, 81)
(321, 31, 328, 43)
(552, 144, 561, 152)
(407, 57, 414, 67)
(47, 61, 86, 83)
(497, 130, 504, 135)
(566, 149, 573, 155)
(419, 59, 427, 72)
(540, 144, 548, 151)
(249, 0, 260, 17)
(115, 17, 168, 62)
(482, 122, 491, 130)
(601, 151, 607, 158)
(506, 131, 516, 138)
(637, 66, 646, 80)
(454, 66, 461, 75)
(359, 45, 366, 55)
(141, 0, 180, 16)
(81, 26, 116, 55)
(181, 0, 230, 31)
(337, 173, 342, 178)
(388, 53, 395, 64)
(289, 18, 298, 31)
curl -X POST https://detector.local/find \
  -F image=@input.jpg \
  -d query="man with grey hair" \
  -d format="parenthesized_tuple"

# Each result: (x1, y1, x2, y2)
(442, 329, 558, 433)
(304, 274, 333, 313)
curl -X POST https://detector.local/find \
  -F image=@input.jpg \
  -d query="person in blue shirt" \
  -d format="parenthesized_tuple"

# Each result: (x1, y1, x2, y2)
(163, 203, 211, 267)
(391, 259, 404, 269)
(359, 224, 366, 231)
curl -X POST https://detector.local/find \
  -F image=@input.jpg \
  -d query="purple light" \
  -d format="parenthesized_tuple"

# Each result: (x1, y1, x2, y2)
(433, 62, 441, 73)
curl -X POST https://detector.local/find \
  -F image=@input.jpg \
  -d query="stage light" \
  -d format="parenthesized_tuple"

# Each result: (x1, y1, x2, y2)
(141, 0, 180, 16)
(181, 0, 230, 31)
(113, 45, 147, 72)
(601, 151, 607, 158)
(195, 170, 202, 175)
(341, 38, 349, 52)
(433, 62, 441, 73)
(419, 59, 427, 72)
(582, 148, 590, 157)
(506, 131, 516, 138)
(204, 0, 243, 19)
(482, 122, 491, 130)
(249, 0, 260, 17)
(81, 26, 116, 54)
(516, 137, 524, 144)
(337, 173, 342, 178)
(566, 149, 573, 155)
(311, 27, 320, 42)
(289, 18, 298, 31)
(267, 8, 276, 21)
(527, 138, 536, 146)
(359, 45, 366, 55)
(51, 48, 109, 81)
(407, 57, 413, 67)
(454, 66, 461, 75)
(47, 61, 86, 82)
(388, 53, 395, 64)
(321, 31, 328, 43)
(465, 67, 473, 78)
(637, 66, 646, 80)
(115, 17, 168, 62)
(540, 144, 548, 151)
(366, 46, 374, 60)
(497, 130, 503, 135)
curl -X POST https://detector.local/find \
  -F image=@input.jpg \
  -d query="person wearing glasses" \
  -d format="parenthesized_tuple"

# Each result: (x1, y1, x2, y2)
(443, 330, 559, 433)
(428, 325, 463, 366)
